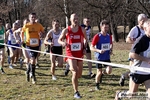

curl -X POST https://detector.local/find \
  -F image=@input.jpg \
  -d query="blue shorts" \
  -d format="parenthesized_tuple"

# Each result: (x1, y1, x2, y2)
(9, 44, 19, 50)
(7, 41, 19, 50)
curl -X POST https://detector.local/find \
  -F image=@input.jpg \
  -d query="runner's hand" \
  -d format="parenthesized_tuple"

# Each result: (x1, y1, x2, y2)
(49, 42, 53, 46)
(61, 42, 67, 47)
(99, 50, 105, 54)
(16, 40, 20, 44)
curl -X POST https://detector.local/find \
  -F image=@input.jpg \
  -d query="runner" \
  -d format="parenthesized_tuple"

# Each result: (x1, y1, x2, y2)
(90, 20, 113, 90)
(0, 18, 6, 74)
(5, 23, 11, 65)
(58, 13, 88, 99)
(35, 19, 43, 68)
(44, 19, 63, 80)
(64, 17, 96, 77)
(21, 19, 30, 69)
(21, 13, 44, 84)
(81, 17, 96, 78)
(6, 22, 19, 69)
(115, 19, 150, 100)
(119, 13, 147, 86)
(13, 20, 23, 67)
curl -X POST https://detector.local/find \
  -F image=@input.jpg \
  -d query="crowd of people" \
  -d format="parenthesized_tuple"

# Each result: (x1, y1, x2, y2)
(0, 12, 150, 99)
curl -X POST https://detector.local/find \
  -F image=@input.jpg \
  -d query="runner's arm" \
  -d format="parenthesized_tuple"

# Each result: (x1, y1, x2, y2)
(90, 34, 105, 54)
(58, 28, 67, 47)
(39, 24, 45, 39)
(13, 30, 20, 44)
(3, 27, 6, 43)
(44, 31, 53, 46)
(82, 27, 88, 48)
(20, 29, 25, 44)
(5, 30, 9, 43)
(126, 27, 137, 44)
(110, 35, 113, 54)
(129, 52, 150, 63)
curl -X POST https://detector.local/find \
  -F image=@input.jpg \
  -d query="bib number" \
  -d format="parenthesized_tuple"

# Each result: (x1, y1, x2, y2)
(11, 38, 16, 44)
(30, 38, 38, 45)
(0, 35, 4, 40)
(101, 43, 110, 51)
(71, 43, 81, 51)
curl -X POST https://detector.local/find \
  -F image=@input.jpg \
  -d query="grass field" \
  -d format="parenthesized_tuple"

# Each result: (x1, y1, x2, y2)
(0, 41, 146, 100)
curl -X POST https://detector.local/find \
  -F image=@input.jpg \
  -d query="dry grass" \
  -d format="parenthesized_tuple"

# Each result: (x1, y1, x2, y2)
(0, 41, 146, 100)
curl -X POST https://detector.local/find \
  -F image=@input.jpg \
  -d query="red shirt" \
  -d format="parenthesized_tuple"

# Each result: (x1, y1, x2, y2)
(91, 33, 112, 46)
(66, 26, 84, 58)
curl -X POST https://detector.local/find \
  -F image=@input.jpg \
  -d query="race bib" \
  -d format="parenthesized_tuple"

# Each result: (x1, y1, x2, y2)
(101, 43, 110, 51)
(71, 43, 81, 51)
(11, 38, 16, 44)
(30, 38, 38, 45)
(0, 35, 4, 40)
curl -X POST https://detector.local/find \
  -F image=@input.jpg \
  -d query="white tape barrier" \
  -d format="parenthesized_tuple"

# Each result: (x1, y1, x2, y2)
(1, 43, 150, 73)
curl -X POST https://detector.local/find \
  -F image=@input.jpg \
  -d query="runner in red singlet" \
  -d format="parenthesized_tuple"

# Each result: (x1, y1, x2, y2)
(58, 13, 88, 99)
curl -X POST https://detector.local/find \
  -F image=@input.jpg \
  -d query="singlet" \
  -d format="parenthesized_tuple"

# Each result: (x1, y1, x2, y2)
(7, 29, 17, 45)
(92, 33, 112, 61)
(51, 30, 62, 46)
(66, 26, 84, 58)
(0, 26, 4, 45)
(22, 22, 44, 47)
(127, 26, 145, 40)
(81, 24, 91, 41)
(130, 35, 150, 75)
(15, 28, 21, 41)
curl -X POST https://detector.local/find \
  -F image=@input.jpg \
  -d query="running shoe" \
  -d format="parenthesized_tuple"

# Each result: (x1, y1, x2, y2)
(1, 68, 5, 74)
(74, 91, 81, 99)
(36, 64, 39, 68)
(9, 65, 14, 69)
(89, 73, 96, 78)
(52, 75, 57, 80)
(95, 83, 100, 90)
(12, 63, 17, 67)
(64, 69, 70, 76)
(119, 75, 125, 86)
(114, 91, 122, 100)
(31, 75, 36, 84)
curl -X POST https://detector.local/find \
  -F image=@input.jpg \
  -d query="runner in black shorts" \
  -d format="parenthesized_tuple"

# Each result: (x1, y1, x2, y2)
(115, 19, 150, 100)
(44, 19, 63, 80)
(90, 20, 113, 90)
(81, 18, 95, 78)
(21, 13, 45, 84)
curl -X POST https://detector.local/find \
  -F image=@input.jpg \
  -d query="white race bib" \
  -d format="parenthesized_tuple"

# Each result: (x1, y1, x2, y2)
(0, 35, 4, 40)
(11, 38, 16, 44)
(101, 43, 110, 51)
(71, 43, 81, 51)
(30, 38, 38, 45)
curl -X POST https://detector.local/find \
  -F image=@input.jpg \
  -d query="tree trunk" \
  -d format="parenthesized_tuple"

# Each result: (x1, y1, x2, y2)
(8, 12, 12, 26)
(110, 22, 119, 42)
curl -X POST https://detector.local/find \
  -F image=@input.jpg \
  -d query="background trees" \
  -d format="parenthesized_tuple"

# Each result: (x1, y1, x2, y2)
(0, 0, 150, 41)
